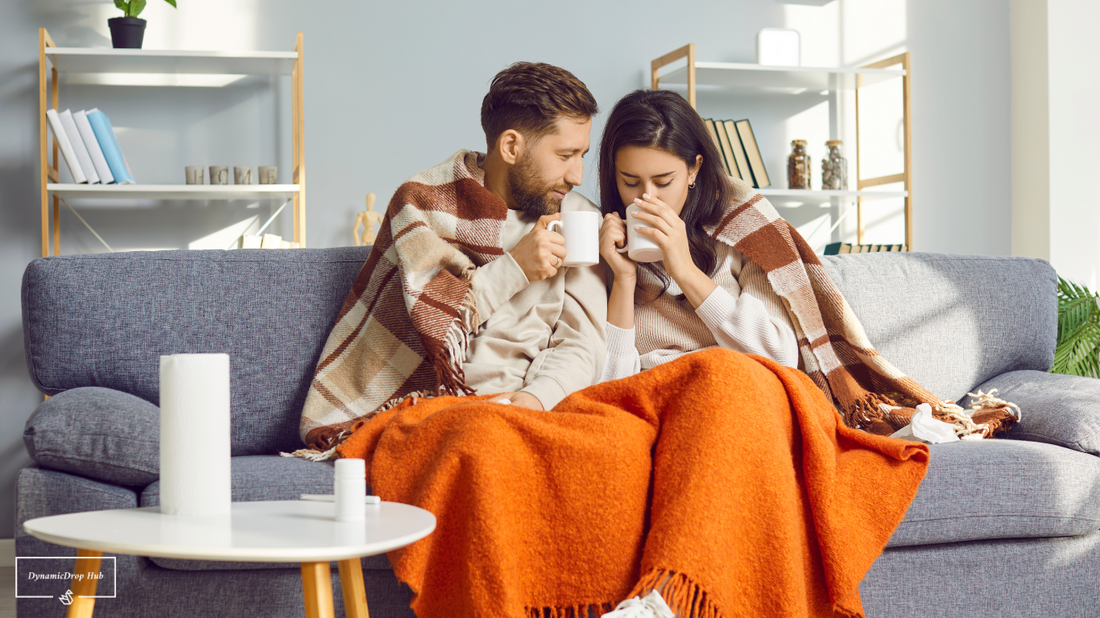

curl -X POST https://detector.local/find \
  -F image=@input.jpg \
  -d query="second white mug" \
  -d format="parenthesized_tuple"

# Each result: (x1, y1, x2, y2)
(618, 203, 664, 263)
(547, 211, 600, 268)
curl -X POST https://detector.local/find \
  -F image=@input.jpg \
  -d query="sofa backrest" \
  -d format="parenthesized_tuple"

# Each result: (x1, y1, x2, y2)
(22, 247, 371, 456)
(22, 249, 1058, 455)
(821, 252, 1057, 403)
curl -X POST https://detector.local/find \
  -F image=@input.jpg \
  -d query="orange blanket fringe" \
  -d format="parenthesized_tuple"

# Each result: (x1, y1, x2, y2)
(337, 348, 929, 618)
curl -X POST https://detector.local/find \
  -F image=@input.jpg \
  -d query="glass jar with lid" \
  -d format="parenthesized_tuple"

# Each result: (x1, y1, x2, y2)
(821, 139, 848, 190)
(787, 140, 811, 190)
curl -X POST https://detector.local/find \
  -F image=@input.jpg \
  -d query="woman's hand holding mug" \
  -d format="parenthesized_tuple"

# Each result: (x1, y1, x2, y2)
(599, 213, 637, 280)
(628, 194, 694, 282)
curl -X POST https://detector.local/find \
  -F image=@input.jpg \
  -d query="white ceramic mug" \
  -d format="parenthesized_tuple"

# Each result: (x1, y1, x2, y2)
(547, 211, 600, 267)
(618, 203, 664, 263)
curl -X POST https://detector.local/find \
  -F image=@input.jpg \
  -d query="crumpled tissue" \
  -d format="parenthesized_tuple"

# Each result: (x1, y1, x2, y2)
(601, 590, 674, 618)
(889, 403, 959, 444)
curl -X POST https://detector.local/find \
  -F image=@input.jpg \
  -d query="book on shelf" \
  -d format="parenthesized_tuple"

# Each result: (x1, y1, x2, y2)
(713, 121, 742, 181)
(58, 110, 100, 184)
(702, 119, 733, 177)
(823, 242, 908, 255)
(85, 108, 136, 185)
(73, 110, 115, 184)
(44, 109, 87, 184)
(734, 119, 770, 189)
(722, 120, 753, 182)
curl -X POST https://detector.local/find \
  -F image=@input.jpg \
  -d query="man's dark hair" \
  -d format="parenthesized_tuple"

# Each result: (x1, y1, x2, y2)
(480, 62, 598, 149)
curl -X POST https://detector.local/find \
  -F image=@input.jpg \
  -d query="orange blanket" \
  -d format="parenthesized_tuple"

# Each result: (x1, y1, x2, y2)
(338, 348, 929, 618)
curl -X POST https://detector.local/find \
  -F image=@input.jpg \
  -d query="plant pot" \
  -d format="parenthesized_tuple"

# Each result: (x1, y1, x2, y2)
(108, 17, 146, 49)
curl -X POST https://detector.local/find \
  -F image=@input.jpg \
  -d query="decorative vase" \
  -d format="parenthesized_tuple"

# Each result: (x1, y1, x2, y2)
(108, 17, 146, 49)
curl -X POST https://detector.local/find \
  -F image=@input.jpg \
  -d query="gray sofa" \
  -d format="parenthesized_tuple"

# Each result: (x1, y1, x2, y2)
(16, 247, 1100, 617)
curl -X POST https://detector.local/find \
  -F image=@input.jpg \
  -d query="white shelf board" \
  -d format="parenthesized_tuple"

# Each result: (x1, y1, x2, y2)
(757, 188, 907, 206)
(45, 48, 298, 76)
(658, 62, 905, 92)
(48, 184, 300, 200)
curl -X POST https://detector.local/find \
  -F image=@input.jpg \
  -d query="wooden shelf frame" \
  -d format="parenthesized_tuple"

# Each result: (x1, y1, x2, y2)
(38, 29, 307, 256)
(652, 43, 913, 248)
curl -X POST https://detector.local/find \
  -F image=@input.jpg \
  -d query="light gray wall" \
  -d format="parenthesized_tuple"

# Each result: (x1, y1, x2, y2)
(0, 0, 1012, 538)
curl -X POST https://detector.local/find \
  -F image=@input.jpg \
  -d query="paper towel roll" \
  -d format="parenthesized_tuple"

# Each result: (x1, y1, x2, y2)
(159, 354, 232, 516)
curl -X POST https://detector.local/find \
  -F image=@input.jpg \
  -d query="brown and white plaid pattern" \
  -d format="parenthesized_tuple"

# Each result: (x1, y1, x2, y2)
(298, 151, 510, 452)
(709, 178, 1018, 438)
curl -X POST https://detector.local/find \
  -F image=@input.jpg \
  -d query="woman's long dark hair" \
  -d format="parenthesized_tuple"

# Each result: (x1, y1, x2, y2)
(598, 89, 734, 301)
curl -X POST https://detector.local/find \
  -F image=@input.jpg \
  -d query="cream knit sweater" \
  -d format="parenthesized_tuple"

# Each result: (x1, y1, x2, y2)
(601, 243, 798, 382)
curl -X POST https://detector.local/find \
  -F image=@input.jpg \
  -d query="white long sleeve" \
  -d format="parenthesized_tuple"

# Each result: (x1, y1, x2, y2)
(694, 284, 799, 368)
(599, 323, 641, 382)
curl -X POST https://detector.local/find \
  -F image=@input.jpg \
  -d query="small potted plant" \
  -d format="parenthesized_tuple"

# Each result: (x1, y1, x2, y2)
(109, 0, 177, 49)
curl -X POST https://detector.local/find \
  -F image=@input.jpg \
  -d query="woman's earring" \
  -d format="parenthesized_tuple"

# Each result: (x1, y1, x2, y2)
(688, 179, 696, 190)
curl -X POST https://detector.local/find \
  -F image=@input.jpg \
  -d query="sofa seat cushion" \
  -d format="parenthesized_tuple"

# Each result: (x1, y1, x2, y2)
(23, 387, 160, 487)
(960, 370, 1100, 456)
(888, 440, 1100, 547)
(140, 455, 390, 571)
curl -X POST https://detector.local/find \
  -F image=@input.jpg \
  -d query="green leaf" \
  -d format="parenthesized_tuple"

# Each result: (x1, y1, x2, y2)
(1052, 276, 1100, 378)
(130, 0, 146, 17)
(164, 0, 177, 7)
(114, 0, 128, 13)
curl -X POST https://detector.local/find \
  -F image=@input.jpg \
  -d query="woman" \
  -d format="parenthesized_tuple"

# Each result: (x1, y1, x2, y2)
(596, 89, 799, 381)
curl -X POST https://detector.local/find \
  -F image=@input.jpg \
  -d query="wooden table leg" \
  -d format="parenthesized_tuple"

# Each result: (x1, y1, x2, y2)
(66, 549, 102, 618)
(300, 562, 335, 618)
(337, 558, 370, 618)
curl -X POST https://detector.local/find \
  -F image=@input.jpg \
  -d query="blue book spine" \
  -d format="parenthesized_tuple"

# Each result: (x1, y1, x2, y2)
(86, 109, 135, 185)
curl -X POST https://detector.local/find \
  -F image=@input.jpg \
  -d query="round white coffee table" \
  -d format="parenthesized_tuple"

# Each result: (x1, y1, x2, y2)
(22, 499, 435, 618)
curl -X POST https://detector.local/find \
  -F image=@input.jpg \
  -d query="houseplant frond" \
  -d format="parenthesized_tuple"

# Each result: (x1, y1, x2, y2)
(1051, 276, 1100, 378)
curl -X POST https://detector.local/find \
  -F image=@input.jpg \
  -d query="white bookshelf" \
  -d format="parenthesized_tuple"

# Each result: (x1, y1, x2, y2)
(652, 44, 912, 248)
(47, 183, 301, 200)
(655, 61, 905, 92)
(38, 29, 307, 256)
(760, 188, 908, 208)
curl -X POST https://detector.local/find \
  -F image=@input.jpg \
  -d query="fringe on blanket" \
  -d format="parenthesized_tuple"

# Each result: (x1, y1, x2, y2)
(525, 602, 616, 618)
(631, 570, 723, 618)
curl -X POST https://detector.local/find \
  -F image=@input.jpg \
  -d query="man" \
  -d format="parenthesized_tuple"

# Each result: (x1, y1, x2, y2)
(299, 62, 605, 452)
(465, 62, 606, 411)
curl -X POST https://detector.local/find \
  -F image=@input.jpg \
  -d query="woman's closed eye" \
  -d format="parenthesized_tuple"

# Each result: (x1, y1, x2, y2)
(623, 180, 673, 188)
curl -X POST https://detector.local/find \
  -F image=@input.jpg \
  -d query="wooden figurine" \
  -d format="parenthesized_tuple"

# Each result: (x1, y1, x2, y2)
(353, 193, 384, 246)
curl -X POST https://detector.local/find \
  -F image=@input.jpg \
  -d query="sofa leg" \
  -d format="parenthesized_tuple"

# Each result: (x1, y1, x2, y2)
(338, 558, 370, 618)
(300, 562, 335, 618)
(67, 549, 102, 618)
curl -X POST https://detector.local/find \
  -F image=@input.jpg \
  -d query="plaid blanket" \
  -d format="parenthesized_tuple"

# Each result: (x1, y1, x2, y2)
(711, 177, 1018, 438)
(297, 150, 507, 454)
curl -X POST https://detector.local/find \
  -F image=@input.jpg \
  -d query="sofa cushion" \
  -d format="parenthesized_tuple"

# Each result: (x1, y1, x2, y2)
(821, 253, 1056, 402)
(960, 370, 1100, 456)
(888, 440, 1100, 547)
(23, 386, 160, 487)
(140, 455, 390, 572)
(21, 247, 372, 456)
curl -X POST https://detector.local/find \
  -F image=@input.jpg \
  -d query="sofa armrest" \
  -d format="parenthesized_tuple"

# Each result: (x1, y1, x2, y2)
(961, 370, 1100, 456)
(24, 386, 160, 487)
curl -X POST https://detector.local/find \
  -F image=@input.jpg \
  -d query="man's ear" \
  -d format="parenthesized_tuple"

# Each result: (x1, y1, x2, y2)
(497, 129, 525, 165)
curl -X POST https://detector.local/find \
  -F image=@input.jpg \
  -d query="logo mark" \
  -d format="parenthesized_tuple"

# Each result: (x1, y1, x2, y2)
(59, 590, 74, 605)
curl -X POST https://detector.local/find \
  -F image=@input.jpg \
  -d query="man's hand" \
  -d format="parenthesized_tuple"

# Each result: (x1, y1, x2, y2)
(509, 214, 567, 283)
(490, 391, 545, 411)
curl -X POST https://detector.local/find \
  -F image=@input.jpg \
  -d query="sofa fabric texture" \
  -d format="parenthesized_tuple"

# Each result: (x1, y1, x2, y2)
(18, 248, 1096, 618)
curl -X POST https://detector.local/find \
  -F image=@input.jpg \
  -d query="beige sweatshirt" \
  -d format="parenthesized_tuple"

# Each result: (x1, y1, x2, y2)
(462, 192, 607, 409)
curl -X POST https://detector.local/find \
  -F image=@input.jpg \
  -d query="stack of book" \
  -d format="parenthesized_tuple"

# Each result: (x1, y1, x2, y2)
(45, 108, 135, 185)
(823, 242, 908, 255)
(703, 118, 770, 189)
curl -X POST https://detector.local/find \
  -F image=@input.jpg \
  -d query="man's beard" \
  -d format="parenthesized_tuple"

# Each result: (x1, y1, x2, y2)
(508, 154, 571, 218)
